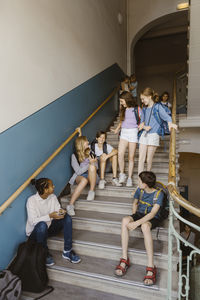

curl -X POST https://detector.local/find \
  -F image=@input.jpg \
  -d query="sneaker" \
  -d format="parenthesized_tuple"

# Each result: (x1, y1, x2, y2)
(98, 179, 106, 189)
(62, 250, 81, 264)
(66, 204, 75, 216)
(119, 173, 127, 184)
(126, 177, 133, 187)
(112, 178, 122, 187)
(87, 190, 95, 201)
(46, 254, 55, 267)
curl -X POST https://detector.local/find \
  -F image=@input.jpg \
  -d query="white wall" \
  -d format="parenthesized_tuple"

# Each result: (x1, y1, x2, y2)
(127, 0, 182, 74)
(0, 0, 127, 133)
(187, 0, 200, 117)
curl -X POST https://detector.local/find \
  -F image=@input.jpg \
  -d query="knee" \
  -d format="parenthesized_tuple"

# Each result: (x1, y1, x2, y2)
(122, 216, 131, 228)
(35, 221, 48, 234)
(64, 214, 72, 225)
(118, 151, 124, 159)
(80, 177, 88, 185)
(141, 223, 151, 234)
(88, 164, 96, 172)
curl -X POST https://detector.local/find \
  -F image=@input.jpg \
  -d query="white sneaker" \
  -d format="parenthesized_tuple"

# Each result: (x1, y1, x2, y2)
(98, 179, 106, 189)
(66, 205, 75, 216)
(87, 190, 95, 201)
(126, 177, 133, 187)
(112, 178, 122, 187)
(119, 173, 127, 184)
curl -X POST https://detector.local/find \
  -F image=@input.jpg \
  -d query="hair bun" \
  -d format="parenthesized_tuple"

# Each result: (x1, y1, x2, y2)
(31, 179, 36, 186)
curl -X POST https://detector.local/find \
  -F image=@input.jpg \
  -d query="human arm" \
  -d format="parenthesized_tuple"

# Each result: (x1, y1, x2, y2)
(132, 199, 138, 214)
(71, 154, 89, 175)
(111, 122, 122, 134)
(127, 203, 161, 230)
(76, 127, 82, 137)
(100, 145, 117, 162)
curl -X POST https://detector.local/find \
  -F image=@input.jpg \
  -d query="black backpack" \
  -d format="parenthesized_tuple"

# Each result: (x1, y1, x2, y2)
(0, 270, 21, 300)
(8, 239, 53, 296)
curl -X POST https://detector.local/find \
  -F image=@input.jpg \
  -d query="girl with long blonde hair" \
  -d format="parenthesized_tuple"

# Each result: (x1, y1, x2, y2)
(67, 133, 98, 216)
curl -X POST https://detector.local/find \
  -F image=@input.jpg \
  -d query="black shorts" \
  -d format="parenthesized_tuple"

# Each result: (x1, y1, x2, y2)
(130, 212, 161, 230)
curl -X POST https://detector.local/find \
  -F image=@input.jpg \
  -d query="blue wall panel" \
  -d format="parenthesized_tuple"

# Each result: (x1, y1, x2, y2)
(0, 63, 123, 269)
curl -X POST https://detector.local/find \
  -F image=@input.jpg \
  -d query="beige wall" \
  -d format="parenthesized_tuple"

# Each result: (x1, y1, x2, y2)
(127, 0, 183, 74)
(179, 152, 200, 208)
(187, 0, 200, 117)
(0, 0, 127, 133)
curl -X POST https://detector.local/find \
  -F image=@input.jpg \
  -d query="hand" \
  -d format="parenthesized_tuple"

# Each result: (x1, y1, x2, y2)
(49, 211, 65, 219)
(100, 153, 108, 162)
(76, 127, 82, 136)
(138, 123, 144, 131)
(168, 122, 178, 131)
(89, 157, 97, 164)
(111, 128, 119, 134)
(144, 126, 151, 132)
(127, 221, 139, 231)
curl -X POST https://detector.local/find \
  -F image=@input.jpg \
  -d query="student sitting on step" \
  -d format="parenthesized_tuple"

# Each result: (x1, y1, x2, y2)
(115, 171, 164, 286)
(112, 91, 143, 187)
(26, 178, 81, 267)
(67, 132, 98, 216)
(91, 130, 121, 189)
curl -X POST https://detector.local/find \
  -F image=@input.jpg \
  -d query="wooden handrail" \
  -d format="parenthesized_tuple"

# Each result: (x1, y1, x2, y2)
(0, 85, 120, 215)
(168, 79, 200, 217)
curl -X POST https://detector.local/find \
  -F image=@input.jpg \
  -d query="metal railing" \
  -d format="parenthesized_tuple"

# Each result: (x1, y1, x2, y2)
(167, 79, 200, 299)
(0, 85, 119, 215)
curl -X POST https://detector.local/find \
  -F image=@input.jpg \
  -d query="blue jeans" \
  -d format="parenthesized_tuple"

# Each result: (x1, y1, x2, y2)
(29, 214, 72, 252)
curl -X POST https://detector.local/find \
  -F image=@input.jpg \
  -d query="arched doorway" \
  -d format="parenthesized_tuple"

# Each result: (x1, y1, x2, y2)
(130, 11, 188, 111)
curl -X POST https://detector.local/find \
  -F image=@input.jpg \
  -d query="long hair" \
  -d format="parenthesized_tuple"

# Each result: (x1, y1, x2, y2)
(119, 91, 137, 122)
(141, 87, 158, 103)
(75, 136, 88, 163)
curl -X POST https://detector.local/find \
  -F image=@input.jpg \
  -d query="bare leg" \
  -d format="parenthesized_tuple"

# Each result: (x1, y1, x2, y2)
(99, 156, 106, 180)
(88, 164, 97, 191)
(110, 154, 118, 178)
(70, 176, 88, 205)
(146, 146, 157, 171)
(118, 139, 128, 174)
(141, 222, 155, 285)
(128, 142, 137, 178)
(115, 216, 133, 276)
(138, 143, 148, 174)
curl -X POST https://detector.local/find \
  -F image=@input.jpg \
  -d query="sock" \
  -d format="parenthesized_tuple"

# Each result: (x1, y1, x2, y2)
(63, 249, 71, 253)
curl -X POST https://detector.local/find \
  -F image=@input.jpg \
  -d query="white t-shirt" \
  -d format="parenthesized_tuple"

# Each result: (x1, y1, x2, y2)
(94, 143, 113, 157)
(26, 192, 61, 236)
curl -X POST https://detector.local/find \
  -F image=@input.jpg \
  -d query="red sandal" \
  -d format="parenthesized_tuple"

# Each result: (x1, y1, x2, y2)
(115, 258, 130, 277)
(143, 266, 157, 286)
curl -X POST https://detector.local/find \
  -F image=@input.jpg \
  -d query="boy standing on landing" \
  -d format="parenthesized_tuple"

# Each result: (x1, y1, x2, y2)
(115, 171, 164, 286)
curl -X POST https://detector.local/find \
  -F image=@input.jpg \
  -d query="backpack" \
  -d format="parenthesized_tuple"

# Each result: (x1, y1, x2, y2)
(142, 103, 171, 136)
(133, 106, 141, 125)
(8, 239, 49, 293)
(0, 270, 21, 300)
(138, 181, 169, 221)
(91, 140, 108, 155)
(153, 103, 171, 136)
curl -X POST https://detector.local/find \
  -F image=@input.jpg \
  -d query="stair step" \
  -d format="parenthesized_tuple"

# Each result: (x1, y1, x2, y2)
(22, 280, 134, 300)
(47, 251, 178, 300)
(48, 230, 178, 271)
(66, 210, 179, 242)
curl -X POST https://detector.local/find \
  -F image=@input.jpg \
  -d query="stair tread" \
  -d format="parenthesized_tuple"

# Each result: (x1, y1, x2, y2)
(61, 194, 133, 205)
(50, 229, 173, 258)
(48, 251, 178, 294)
(71, 210, 169, 230)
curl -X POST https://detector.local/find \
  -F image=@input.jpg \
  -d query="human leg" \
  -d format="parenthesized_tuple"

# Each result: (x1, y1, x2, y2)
(109, 156, 122, 186)
(115, 216, 133, 276)
(87, 164, 97, 200)
(146, 146, 157, 171)
(141, 222, 156, 285)
(138, 143, 148, 174)
(67, 176, 88, 216)
(126, 142, 137, 186)
(118, 139, 128, 183)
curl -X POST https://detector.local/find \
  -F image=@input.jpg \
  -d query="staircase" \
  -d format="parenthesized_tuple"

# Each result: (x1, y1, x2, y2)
(45, 119, 179, 299)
